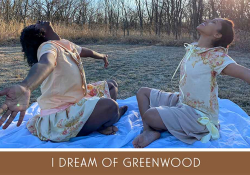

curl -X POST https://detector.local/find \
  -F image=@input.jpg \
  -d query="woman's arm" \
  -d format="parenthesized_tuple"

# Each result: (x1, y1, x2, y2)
(20, 53, 56, 91)
(222, 63, 250, 84)
(79, 47, 109, 68)
(79, 47, 104, 59)
(0, 53, 56, 129)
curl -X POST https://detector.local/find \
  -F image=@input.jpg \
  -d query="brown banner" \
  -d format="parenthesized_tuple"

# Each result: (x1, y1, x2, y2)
(0, 151, 249, 175)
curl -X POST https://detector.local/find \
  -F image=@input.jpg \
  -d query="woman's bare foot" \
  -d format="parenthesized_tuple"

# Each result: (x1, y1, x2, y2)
(119, 106, 128, 117)
(132, 130, 161, 148)
(98, 106, 127, 135)
(98, 126, 118, 135)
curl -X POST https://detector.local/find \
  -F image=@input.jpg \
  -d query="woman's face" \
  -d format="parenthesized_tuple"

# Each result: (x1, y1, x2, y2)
(197, 18, 223, 39)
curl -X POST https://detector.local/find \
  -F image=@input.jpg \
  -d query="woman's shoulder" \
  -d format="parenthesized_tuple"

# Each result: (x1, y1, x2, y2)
(53, 39, 77, 51)
(59, 39, 73, 46)
(207, 48, 229, 58)
(204, 49, 236, 65)
(37, 41, 60, 60)
(38, 40, 59, 50)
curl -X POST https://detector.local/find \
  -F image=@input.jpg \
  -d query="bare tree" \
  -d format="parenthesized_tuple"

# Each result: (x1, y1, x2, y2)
(190, 0, 204, 39)
(121, 0, 130, 36)
(0, 0, 250, 41)
(135, 0, 144, 36)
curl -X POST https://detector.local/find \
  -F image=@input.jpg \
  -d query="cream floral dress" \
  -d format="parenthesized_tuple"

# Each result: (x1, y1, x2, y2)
(178, 43, 236, 142)
(151, 43, 236, 144)
(26, 39, 111, 142)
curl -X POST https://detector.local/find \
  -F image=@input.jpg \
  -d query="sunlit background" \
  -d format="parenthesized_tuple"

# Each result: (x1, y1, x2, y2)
(0, 0, 249, 50)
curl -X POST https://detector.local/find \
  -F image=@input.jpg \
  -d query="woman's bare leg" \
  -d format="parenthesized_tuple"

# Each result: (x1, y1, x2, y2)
(134, 87, 168, 148)
(133, 108, 167, 148)
(107, 79, 118, 101)
(105, 79, 128, 134)
(136, 87, 153, 131)
(77, 98, 127, 136)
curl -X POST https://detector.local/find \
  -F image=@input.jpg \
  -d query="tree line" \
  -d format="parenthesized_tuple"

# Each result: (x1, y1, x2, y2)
(0, 0, 249, 39)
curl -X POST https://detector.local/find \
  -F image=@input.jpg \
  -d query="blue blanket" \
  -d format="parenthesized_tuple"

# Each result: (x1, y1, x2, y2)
(0, 96, 250, 148)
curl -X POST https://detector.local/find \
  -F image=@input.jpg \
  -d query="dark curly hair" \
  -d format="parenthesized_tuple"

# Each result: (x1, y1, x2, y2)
(20, 25, 48, 67)
(213, 19, 235, 48)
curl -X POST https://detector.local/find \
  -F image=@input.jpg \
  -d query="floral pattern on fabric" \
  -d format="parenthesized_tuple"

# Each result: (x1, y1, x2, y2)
(26, 115, 40, 135)
(26, 81, 111, 142)
(200, 50, 226, 69)
(179, 43, 236, 125)
(87, 81, 111, 99)
(182, 94, 212, 113)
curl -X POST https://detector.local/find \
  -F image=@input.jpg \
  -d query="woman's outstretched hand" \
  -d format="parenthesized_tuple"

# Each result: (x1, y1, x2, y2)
(0, 84, 30, 129)
(102, 54, 109, 68)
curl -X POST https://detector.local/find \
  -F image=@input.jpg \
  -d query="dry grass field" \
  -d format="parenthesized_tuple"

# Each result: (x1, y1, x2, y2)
(0, 44, 250, 115)
(1, 20, 250, 50)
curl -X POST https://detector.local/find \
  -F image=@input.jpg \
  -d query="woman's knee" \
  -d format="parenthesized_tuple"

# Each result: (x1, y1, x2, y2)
(107, 80, 118, 101)
(142, 108, 155, 120)
(136, 87, 151, 98)
(143, 108, 166, 131)
(108, 82, 118, 92)
(107, 80, 118, 88)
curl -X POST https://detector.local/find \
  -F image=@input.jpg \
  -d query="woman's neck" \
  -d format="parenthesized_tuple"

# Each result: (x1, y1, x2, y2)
(46, 32, 61, 41)
(197, 35, 214, 48)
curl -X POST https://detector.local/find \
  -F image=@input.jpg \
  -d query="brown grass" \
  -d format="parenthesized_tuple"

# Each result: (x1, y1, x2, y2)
(0, 44, 250, 116)
(0, 21, 194, 47)
(2, 20, 249, 49)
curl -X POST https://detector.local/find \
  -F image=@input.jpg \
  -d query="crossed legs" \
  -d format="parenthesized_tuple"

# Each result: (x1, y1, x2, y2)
(77, 80, 127, 136)
(132, 87, 167, 148)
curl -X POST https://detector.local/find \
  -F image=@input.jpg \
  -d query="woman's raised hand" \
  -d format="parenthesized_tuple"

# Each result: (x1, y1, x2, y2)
(102, 54, 109, 68)
(0, 84, 30, 129)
